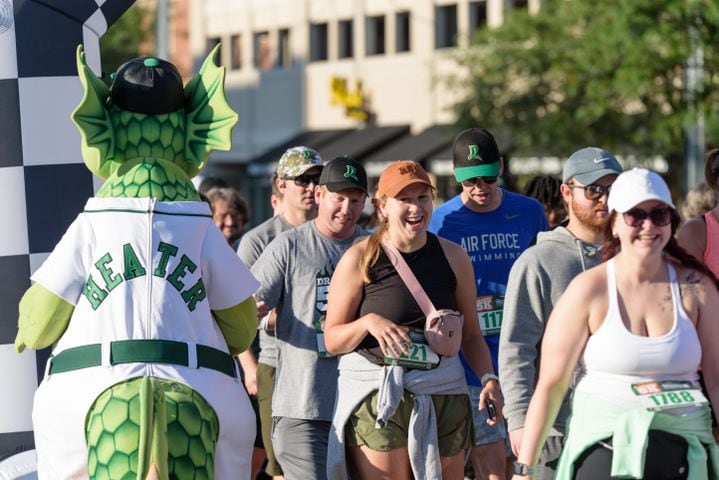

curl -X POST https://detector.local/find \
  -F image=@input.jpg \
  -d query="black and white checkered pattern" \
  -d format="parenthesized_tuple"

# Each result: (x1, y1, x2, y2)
(0, 0, 134, 460)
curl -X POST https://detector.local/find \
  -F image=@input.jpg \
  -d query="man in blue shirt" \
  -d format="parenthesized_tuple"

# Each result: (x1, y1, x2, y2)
(429, 128, 548, 479)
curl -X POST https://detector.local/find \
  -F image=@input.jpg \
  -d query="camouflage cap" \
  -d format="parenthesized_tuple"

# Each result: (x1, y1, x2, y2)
(276, 146, 323, 178)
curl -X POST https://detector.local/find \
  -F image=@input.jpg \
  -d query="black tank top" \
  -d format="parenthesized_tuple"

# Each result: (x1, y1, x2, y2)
(356, 233, 457, 349)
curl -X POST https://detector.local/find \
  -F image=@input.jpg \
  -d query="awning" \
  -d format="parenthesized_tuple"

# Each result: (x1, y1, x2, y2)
(317, 124, 410, 163)
(245, 125, 410, 177)
(246, 128, 352, 177)
(363, 124, 455, 177)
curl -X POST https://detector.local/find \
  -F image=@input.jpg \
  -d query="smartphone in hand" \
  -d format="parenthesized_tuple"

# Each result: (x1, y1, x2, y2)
(486, 399, 497, 421)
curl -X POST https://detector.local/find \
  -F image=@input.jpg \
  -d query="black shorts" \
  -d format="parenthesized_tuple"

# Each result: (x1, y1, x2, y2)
(573, 430, 690, 480)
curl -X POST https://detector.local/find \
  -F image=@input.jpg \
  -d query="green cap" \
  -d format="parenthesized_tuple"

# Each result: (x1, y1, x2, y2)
(452, 128, 501, 182)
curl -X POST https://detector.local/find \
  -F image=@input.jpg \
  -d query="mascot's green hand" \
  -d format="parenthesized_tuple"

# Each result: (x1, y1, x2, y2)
(212, 296, 258, 356)
(14, 332, 26, 354)
(16, 284, 74, 352)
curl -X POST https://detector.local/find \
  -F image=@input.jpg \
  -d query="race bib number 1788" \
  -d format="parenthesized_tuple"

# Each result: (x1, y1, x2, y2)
(631, 380, 708, 411)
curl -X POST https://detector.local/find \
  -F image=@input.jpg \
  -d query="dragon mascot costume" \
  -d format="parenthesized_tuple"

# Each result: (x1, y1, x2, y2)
(14, 45, 259, 480)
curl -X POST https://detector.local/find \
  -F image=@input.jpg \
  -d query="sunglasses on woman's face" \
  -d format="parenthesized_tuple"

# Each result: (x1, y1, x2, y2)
(568, 184, 611, 201)
(286, 173, 321, 187)
(461, 175, 499, 187)
(622, 206, 672, 227)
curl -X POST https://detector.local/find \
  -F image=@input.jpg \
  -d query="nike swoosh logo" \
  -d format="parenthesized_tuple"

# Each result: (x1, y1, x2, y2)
(505, 214, 520, 220)
(594, 157, 612, 164)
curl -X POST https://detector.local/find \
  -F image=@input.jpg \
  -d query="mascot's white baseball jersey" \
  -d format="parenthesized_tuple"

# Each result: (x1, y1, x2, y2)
(31, 198, 259, 478)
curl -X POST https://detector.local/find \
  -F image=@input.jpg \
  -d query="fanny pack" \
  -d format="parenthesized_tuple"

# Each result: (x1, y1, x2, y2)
(381, 238, 463, 357)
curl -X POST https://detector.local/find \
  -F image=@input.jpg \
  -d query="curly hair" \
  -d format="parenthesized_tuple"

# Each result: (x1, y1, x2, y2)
(523, 175, 563, 209)
(704, 148, 719, 192)
(523, 174, 566, 226)
(681, 182, 716, 220)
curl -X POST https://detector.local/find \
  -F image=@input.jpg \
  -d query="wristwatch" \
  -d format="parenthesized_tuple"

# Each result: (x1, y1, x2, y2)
(480, 373, 500, 387)
(512, 462, 537, 475)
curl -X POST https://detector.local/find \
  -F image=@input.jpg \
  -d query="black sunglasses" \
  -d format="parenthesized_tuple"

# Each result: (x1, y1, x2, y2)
(286, 173, 321, 187)
(568, 184, 611, 201)
(623, 207, 672, 227)
(461, 176, 499, 187)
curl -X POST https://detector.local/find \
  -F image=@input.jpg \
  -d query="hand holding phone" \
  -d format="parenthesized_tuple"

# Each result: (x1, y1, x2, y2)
(486, 398, 497, 422)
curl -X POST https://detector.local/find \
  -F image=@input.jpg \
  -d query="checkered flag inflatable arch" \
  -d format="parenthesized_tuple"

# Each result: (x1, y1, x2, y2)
(0, 0, 135, 461)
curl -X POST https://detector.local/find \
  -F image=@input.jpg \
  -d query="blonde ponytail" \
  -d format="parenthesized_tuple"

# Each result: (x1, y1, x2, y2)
(359, 217, 388, 283)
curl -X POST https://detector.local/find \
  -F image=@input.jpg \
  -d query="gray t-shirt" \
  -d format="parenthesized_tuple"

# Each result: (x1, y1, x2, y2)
(251, 221, 365, 421)
(237, 214, 292, 367)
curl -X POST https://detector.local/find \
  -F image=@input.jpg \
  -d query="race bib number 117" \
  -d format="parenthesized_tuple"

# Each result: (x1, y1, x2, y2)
(477, 295, 504, 336)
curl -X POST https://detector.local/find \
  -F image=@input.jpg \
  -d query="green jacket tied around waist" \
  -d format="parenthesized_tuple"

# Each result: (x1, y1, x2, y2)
(557, 390, 719, 479)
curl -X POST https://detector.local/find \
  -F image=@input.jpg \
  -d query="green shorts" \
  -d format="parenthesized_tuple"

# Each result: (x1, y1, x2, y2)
(345, 389, 473, 457)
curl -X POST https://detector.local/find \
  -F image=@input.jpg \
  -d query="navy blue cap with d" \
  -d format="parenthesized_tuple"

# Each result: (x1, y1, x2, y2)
(562, 147, 623, 185)
(452, 128, 501, 182)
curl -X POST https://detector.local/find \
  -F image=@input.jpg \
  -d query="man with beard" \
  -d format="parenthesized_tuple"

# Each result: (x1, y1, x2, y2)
(251, 156, 368, 480)
(499, 147, 622, 479)
(429, 128, 548, 479)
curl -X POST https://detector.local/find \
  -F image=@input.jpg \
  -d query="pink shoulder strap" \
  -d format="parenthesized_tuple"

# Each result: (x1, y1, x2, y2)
(381, 238, 436, 317)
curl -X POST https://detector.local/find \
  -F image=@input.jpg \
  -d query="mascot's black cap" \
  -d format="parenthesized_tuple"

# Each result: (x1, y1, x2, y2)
(110, 57, 184, 114)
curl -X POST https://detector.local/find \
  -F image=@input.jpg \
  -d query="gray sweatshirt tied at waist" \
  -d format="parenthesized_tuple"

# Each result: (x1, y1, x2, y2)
(327, 353, 468, 480)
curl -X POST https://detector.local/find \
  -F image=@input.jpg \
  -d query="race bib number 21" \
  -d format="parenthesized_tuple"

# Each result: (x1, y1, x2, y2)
(383, 330, 440, 369)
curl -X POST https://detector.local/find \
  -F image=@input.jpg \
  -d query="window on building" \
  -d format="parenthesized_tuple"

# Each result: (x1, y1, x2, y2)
(395, 11, 411, 52)
(338, 19, 354, 59)
(435, 4, 458, 49)
(206, 36, 221, 60)
(469, 1, 487, 35)
(254, 31, 272, 71)
(513, 0, 529, 9)
(309, 22, 328, 61)
(278, 28, 291, 67)
(365, 15, 385, 56)
(230, 34, 242, 70)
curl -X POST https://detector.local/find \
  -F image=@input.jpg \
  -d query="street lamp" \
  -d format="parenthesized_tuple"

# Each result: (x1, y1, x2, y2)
(684, 12, 704, 195)
(156, 0, 168, 59)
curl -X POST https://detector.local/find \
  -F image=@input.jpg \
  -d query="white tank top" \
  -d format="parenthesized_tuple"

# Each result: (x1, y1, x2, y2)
(575, 258, 702, 411)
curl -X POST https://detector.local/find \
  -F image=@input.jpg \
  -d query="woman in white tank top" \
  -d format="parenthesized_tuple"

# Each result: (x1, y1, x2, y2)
(514, 168, 719, 479)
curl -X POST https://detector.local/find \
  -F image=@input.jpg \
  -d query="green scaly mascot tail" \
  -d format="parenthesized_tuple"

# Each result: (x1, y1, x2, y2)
(85, 377, 219, 480)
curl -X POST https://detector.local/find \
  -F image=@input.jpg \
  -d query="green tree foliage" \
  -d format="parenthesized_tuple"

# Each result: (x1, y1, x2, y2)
(451, 0, 719, 166)
(99, 2, 155, 80)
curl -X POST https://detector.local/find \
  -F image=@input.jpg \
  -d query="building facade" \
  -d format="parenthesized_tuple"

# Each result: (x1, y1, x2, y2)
(189, 0, 540, 222)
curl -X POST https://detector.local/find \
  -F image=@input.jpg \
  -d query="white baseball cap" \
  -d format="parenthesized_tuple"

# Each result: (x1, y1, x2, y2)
(607, 168, 675, 213)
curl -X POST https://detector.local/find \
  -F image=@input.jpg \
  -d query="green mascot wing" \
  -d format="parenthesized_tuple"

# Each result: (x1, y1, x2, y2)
(183, 45, 238, 179)
(71, 46, 116, 180)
